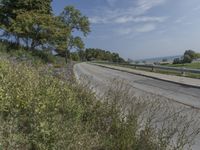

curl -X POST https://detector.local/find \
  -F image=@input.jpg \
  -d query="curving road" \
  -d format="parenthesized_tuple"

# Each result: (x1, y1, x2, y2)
(74, 63, 200, 109)
(74, 63, 200, 149)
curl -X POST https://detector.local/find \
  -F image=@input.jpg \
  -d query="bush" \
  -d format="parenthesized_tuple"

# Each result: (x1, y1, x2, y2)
(32, 50, 56, 63)
(0, 58, 199, 150)
(162, 58, 168, 62)
(182, 54, 192, 63)
(184, 50, 197, 60)
(0, 41, 57, 64)
(173, 58, 181, 64)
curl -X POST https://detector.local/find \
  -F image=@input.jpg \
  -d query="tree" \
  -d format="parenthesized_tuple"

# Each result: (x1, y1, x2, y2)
(0, 0, 71, 53)
(127, 58, 134, 63)
(184, 50, 196, 60)
(59, 6, 90, 62)
(182, 55, 192, 63)
(162, 58, 168, 62)
(10, 12, 69, 50)
(68, 36, 85, 52)
(78, 50, 86, 61)
(71, 52, 80, 61)
(0, 1, 91, 64)
(173, 58, 181, 64)
(142, 60, 147, 64)
(84, 48, 125, 63)
(0, 0, 52, 35)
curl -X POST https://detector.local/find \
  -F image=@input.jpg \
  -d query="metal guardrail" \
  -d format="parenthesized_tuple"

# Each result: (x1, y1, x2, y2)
(127, 64, 200, 75)
(93, 62, 200, 75)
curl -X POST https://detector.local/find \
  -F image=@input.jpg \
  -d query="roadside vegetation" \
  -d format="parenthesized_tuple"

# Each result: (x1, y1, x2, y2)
(163, 50, 200, 69)
(71, 48, 125, 63)
(172, 50, 200, 65)
(0, 41, 199, 149)
(163, 62, 200, 69)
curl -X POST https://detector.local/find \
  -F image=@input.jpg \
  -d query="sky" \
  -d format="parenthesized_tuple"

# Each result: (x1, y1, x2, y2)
(52, 0, 200, 60)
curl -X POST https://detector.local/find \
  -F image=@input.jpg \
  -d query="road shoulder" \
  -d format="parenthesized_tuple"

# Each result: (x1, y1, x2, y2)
(91, 63, 200, 88)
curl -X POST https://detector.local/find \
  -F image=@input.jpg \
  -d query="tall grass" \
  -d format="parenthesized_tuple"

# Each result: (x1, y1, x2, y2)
(0, 57, 199, 149)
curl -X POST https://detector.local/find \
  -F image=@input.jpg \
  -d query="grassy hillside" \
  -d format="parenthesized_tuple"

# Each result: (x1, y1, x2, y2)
(0, 43, 199, 149)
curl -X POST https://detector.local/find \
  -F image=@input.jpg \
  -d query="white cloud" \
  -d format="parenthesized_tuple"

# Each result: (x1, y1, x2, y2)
(175, 16, 186, 24)
(115, 23, 157, 35)
(135, 24, 156, 32)
(137, 0, 166, 14)
(114, 16, 167, 24)
(89, 0, 168, 36)
(116, 28, 134, 35)
(89, 17, 107, 24)
(106, 0, 117, 6)
(89, 0, 168, 24)
(114, 16, 133, 24)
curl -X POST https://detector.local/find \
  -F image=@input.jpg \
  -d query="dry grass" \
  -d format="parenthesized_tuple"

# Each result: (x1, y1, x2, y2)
(0, 57, 200, 150)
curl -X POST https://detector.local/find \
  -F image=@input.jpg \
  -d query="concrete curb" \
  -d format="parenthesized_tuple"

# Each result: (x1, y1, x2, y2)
(91, 63, 200, 89)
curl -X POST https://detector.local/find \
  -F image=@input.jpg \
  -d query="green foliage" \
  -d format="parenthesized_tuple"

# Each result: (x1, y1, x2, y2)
(0, 0, 52, 31)
(9, 10, 69, 50)
(162, 58, 168, 62)
(173, 58, 181, 64)
(71, 52, 80, 61)
(78, 49, 86, 61)
(173, 50, 200, 64)
(0, 59, 145, 149)
(57, 6, 90, 60)
(184, 50, 198, 60)
(84, 48, 125, 63)
(0, 60, 82, 149)
(182, 54, 192, 63)
(164, 62, 200, 69)
(60, 6, 90, 36)
(0, 0, 70, 52)
(0, 1, 93, 64)
(0, 40, 58, 64)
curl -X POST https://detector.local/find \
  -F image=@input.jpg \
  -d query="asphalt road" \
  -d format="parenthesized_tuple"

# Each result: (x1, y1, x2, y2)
(74, 63, 200, 109)
(74, 63, 200, 149)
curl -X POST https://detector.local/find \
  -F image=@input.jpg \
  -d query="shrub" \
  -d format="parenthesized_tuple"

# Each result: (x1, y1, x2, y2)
(173, 58, 181, 64)
(0, 58, 199, 150)
(32, 50, 56, 64)
(184, 50, 197, 60)
(182, 54, 192, 63)
(0, 41, 57, 64)
(0, 60, 86, 149)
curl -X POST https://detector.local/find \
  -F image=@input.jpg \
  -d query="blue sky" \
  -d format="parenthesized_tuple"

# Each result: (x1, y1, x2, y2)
(52, 0, 200, 60)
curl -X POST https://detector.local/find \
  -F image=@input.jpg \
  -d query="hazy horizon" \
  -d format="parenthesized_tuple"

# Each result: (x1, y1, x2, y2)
(52, 0, 200, 60)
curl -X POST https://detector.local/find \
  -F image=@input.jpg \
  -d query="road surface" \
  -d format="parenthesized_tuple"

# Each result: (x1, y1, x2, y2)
(74, 63, 200, 149)
(74, 63, 200, 109)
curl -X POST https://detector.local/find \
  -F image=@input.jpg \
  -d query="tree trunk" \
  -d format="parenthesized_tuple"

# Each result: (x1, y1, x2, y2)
(16, 36, 20, 47)
(25, 38, 29, 49)
(31, 41, 36, 50)
(65, 50, 71, 64)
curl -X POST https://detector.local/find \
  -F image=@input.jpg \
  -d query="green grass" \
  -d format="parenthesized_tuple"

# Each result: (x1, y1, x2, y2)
(162, 62, 200, 69)
(94, 62, 200, 79)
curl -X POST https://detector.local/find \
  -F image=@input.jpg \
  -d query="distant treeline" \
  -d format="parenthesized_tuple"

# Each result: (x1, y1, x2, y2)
(173, 50, 200, 64)
(71, 48, 125, 63)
